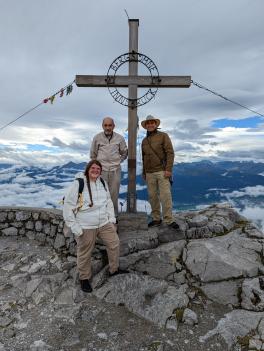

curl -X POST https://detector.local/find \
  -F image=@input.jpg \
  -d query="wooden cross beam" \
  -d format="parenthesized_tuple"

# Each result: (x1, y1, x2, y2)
(76, 19, 191, 213)
(76, 75, 191, 88)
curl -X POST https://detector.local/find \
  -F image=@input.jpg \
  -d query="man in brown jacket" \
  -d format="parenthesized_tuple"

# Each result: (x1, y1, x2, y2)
(141, 115, 179, 229)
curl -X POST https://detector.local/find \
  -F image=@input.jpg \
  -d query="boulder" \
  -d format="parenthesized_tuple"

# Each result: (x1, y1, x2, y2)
(119, 240, 186, 280)
(185, 229, 263, 282)
(200, 310, 264, 350)
(94, 273, 189, 327)
(241, 277, 264, 311)
(188, 215, 208, 228)
(200, 280, 242, 306)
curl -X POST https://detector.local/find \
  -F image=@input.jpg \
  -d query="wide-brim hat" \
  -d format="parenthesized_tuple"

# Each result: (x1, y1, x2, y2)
(141, 115, 160, 129)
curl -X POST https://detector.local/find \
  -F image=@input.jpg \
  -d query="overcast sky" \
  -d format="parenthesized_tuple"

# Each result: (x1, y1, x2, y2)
(0, 0, 264, 166)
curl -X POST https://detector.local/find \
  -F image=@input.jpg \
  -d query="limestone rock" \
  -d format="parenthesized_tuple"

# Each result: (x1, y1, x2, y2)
(26, 231, 35, 240)
(258, 318, 264, 341)
(35, 232, 46, 244)
(94, 273, 189, 327)
(54, 304, 81, 322)
(54, 233, 65, 249)
(248, 337, 263, 350)
(185, 229, 263, 282)
(212, 216, 234, 231)
(241, 277, 264, 311)
(55, 287, 77, 305)
(166, 317, 178, 331)
(0, 212, 7, 222)
(2, 227, 18, 236)
(182, 308, 198, 326)
(118, 230, 159, 256)
(2, 263, 16, 272)
(200, 280, 241, 306)
(0, 317, 12, 327)
(25, 277, 43, 297)
(25, 221, 34, 230)
(119, 241, 186, 280)
(157, 225, 185, 243)
(188, 215, 208, 228)
(186, 226, 212, 239)
(20, 260, 47, 274)
(35, 221, 43, 232)
(200, 310, 264, 350)
(15, 211, 31, 221)
(245, 225, 264, 239)
(29, 340, 52, 350)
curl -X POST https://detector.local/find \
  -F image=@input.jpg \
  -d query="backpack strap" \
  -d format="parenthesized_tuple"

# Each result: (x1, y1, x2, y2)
(76, 178, 84, 209)
(76, 178, 84, 194)
(100, 177, 107, 191)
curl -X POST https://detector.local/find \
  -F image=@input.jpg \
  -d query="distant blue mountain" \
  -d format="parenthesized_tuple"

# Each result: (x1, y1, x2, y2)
(121, 160, 264, 210)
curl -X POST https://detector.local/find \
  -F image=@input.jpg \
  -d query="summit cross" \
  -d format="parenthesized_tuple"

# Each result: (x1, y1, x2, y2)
(76, 19, 191, 213)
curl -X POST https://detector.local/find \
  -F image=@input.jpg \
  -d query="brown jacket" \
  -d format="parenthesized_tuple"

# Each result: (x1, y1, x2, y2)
(142, 131, 174, 174)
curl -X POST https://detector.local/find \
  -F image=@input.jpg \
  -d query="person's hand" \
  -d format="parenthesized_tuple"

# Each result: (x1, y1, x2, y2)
(164, 171, 172, 178)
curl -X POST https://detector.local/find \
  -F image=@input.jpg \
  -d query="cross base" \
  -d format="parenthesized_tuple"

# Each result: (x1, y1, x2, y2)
(118, 212, 148, 232)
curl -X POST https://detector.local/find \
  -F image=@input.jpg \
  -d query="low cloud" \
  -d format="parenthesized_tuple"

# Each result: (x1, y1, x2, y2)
(169, 119, 217, 142)
(45, 137, 90, 153)
(222, 185, 264, 199)
(239, 205, 264, 232)
(217, 149, 264, 162)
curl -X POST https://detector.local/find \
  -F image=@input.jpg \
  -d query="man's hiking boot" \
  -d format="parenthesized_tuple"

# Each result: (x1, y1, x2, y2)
(109, 268, 129, 277)
(167, 221, 180, 230)
(80, 279, 93, 293)
(148, 220, 162, 228)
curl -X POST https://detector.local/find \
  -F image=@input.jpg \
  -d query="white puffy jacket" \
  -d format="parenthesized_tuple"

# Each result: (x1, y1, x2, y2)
(63, 172, 116, 236)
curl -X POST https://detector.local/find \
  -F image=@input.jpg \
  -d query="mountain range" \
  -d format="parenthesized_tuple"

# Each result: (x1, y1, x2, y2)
(1, 160, 264, 228)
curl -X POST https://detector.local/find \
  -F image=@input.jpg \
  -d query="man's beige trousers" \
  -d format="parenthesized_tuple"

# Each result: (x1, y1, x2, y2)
(101, 167, 121, 216)
(76, 223, 119, 280)
(146, 171, 173, 224)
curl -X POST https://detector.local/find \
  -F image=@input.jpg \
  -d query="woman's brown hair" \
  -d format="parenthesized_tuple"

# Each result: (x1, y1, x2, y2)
(84, 160, 103, 207)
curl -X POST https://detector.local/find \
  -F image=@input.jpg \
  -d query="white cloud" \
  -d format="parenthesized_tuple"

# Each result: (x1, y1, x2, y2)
(238, 206, 264, 232)
(223, 185, 264, 199)
(13, 174, 33, 185)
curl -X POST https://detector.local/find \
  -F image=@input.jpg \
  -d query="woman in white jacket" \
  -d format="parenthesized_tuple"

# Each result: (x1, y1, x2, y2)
(63, 160, 120, 293)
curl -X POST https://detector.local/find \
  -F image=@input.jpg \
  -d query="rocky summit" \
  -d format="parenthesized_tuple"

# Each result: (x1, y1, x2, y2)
(0, 203, 264, 351)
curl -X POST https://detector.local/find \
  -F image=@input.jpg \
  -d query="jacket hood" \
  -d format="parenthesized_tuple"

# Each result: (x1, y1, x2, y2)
(74, 171, 85, 180)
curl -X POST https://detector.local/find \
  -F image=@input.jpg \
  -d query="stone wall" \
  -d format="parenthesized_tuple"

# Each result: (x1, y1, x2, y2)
(0, 207, 75, 255)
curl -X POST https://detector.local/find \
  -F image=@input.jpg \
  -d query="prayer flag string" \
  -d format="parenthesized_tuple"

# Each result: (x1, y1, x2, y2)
(43, 81, 75, 104)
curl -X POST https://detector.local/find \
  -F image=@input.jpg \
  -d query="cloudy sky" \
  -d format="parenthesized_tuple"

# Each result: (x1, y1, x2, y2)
(0, 0, 264, 167)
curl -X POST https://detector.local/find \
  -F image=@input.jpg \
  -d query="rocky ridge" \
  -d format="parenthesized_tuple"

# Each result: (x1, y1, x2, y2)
(0, 203, 264, 351)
